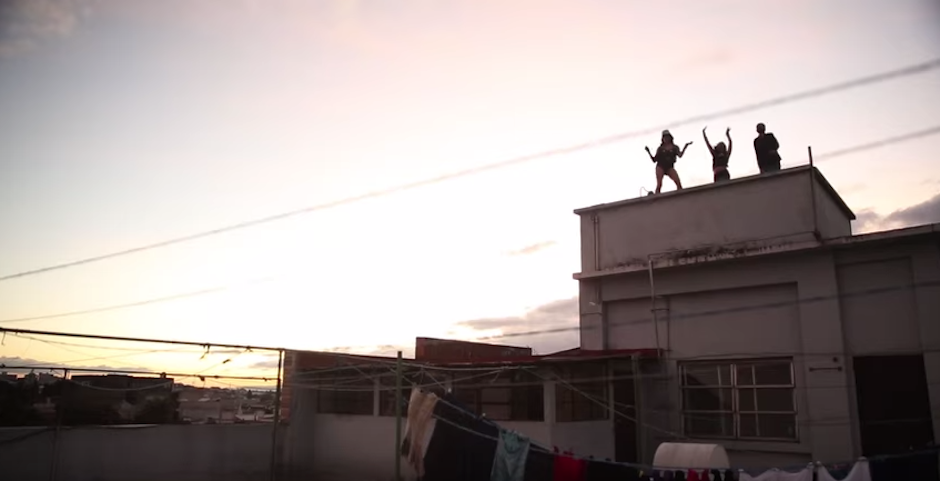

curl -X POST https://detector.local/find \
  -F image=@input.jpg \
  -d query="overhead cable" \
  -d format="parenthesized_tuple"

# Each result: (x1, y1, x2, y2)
(2, 57, 938, 284)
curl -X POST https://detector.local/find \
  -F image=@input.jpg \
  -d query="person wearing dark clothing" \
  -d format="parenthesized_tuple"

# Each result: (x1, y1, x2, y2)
(753, 123, 781, 173)
(703, 126, 733, 182)
(644, 130, 692, 194)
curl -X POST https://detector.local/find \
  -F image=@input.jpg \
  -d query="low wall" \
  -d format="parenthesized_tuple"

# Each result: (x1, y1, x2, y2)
(0, 424, 278, 481)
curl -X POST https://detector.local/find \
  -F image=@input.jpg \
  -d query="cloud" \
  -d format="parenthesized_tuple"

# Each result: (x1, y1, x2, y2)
(453, 297, 580, 354)
(506, 241, 557, 257)
(853, 193, 940, 233)
(0, 0, 89, 57)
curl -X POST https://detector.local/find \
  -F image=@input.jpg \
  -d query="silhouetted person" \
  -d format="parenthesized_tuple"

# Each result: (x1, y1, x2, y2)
(703, 126, 732, 182)
(644, 130, 691, 194)
(753, 123, 781, 173)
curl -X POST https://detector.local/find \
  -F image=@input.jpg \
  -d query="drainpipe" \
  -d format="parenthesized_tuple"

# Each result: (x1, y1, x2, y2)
(647, 257, 661, 355)
(631, 354, 646, 463)
(592, 214, 600, 271)
(808, 147, 822, 241)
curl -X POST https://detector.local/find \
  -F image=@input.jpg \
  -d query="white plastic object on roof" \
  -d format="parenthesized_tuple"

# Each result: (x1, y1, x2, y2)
(653, 442, 731, 469)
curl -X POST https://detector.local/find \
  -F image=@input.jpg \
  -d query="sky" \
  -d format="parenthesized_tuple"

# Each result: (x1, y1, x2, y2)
(1, 0, 939, 383)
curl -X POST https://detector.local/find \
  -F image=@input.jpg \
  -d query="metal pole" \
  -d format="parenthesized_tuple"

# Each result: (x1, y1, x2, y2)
(630, 356, 646, 463)
(395, 351, 403, 481)
(268, 350, 284, 481)
(647, 257, 660, 354)
(49, 368, 68, 481)
(808, 146, 820, 239)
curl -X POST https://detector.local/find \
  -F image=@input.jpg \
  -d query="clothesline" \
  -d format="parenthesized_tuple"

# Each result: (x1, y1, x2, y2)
(409, 387, 939, 475)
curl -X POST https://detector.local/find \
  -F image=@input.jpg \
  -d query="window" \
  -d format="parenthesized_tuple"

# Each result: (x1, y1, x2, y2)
(452, 370, 544, 421)
(680, 360, 796, 441)
(555, 363, 608, 422)
(314, 371, 374, 415)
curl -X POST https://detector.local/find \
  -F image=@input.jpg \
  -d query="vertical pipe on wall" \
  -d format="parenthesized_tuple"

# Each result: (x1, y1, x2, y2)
(808, 146, 821, 240)
(593, 214, 600, 271)
(395, 351, 403, 481)
(631, 355, 646, 463)
(648, 257, 661, 354)
(268, 349, 284, 481)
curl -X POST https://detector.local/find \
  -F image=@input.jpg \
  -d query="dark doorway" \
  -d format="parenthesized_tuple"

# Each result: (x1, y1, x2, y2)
(612, 366, 639, 463)
(854, 355, 938, 481)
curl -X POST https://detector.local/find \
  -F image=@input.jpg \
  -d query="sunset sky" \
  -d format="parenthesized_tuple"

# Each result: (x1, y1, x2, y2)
(1, 0, 939, 382)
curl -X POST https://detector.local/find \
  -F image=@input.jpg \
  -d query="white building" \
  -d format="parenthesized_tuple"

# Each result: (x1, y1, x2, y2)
(574, 165, 940, 468)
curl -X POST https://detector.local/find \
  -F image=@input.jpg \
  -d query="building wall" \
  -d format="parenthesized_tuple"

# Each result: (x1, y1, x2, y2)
(0, 424, 277, 481)
(577, 168, 849, 273)
(580, 234, 940, 467)
(283, 369, 620, 481)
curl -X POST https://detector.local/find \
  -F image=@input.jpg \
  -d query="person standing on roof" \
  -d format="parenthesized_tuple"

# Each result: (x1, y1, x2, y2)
(703, 126, 733, 183)
(753, 123, 781, 173)
(644, 130, 692, 194)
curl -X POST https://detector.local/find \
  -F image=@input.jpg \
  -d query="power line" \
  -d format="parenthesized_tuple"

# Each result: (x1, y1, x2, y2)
(2, 280, 938, 375)
(2, 58, 938, 284)
(815, 125, 940, 162)
(3, 126, 939, 329)
(0, 276, 275, 325)
(0, 364, 273, 381)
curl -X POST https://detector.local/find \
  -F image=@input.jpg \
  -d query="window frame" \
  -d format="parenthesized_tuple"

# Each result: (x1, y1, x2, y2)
(555, 362, 609, 423)
(451, 370, 545, 422)
(679, 359, 797, 442)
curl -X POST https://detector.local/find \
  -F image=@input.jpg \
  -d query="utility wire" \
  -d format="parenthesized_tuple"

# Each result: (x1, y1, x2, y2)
(2, 122, 938, 329)
(2, 280, 938, 376)
(0, 276, 275, 325)
(2, 57, 938, 284)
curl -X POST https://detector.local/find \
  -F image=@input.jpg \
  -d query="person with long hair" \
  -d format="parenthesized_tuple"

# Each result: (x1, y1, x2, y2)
(703, 126, 733, 182)
(644, 130, 692, 194)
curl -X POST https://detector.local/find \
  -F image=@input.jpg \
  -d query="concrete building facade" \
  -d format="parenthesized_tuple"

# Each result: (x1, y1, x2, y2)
(574, 166, 940, 468)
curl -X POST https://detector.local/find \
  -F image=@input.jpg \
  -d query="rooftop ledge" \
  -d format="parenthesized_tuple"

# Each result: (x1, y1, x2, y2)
(573, 165, 856, 221)
(572, 223, 940, 280)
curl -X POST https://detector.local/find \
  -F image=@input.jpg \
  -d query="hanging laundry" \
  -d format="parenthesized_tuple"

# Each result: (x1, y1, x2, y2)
(524, 448, 556, 481)
(739, 467, 812, 481)
(401, 389, 440, 477)
(584, 459, 639, 481)
(422, 394, 498, 481)
(675, 470, 687, 481)
(688, 469, 701, 481)
(491, 430, 531, 481)
(554, 454, 587, 481)
(723, 469, 736, 481)
(816, 460, 871, 481)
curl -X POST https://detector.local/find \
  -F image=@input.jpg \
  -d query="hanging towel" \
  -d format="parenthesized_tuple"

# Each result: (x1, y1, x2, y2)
(688, 470, 701, 481)
(817, 460, 871, 481)
(553, 454, 587, 481)
(723, 469, 736, 481)
(491, 430, 531, 481)
(675, 471, 687, 481)
(401, 389, 440, 478)
(740, 468, 812, 481)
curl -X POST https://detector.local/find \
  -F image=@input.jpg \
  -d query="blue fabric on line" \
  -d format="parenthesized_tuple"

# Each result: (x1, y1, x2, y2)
(491, 429, 531, 481)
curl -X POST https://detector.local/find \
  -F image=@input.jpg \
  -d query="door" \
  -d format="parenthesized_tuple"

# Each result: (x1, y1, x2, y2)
(612, 367, 639, 463)
(854, 355, 937, 481)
